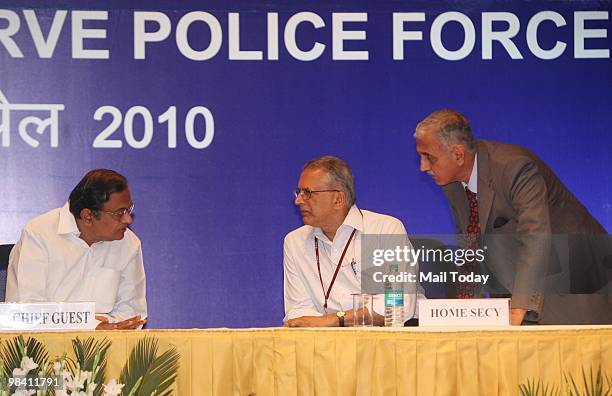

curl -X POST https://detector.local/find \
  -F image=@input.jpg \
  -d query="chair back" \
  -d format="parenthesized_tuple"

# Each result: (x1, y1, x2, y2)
(0, 244, 15, 302)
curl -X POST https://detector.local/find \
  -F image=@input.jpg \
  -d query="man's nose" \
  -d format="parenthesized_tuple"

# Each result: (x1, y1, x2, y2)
(122, 212, 133, 225)
(420, 157, 430, 172)
(294, 194, 304, 205)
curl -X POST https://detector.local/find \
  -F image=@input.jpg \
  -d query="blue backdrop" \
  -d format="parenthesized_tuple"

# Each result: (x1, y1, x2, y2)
(1, 0, 610, 328)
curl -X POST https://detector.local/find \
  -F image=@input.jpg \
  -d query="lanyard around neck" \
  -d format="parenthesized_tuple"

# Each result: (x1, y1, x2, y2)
(315, 228, 357, 312)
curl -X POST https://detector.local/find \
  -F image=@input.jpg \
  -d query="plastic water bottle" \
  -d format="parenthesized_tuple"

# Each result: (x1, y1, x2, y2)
(384, 262, 404, 327)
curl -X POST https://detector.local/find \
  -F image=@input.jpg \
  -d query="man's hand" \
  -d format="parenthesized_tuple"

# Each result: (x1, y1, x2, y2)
(284, 309, 385, 327)
(510, 308, 527, 325)
(284, 314, 337, 327)
(96, 315, 146, 330)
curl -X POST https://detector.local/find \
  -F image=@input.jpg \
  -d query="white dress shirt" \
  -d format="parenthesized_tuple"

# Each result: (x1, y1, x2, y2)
(6, 203, 147, 322)
(462, 153, 478, 193)
(283, 205, 423, 322)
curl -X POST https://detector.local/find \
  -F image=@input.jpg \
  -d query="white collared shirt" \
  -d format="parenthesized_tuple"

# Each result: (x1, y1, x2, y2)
(6, 203, 147, 322)
(462, 153, 478, 194)
(283, 205, 423, 322)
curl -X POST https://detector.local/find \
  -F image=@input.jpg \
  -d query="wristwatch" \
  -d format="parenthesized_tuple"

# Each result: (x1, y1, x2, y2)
(336, 311, 345, 327)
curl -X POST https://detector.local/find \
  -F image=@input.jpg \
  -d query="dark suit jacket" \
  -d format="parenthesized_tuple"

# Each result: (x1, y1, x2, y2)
(443, 140, 612, 324)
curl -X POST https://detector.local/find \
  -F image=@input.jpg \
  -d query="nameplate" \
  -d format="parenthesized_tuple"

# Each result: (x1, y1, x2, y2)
(419, 298, 510, 326)
(0, 302, 96, 331)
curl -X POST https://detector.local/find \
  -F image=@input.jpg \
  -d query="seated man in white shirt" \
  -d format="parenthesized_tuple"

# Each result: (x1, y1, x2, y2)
(6, 169, 147, 330)
(283, 156, 422, 327)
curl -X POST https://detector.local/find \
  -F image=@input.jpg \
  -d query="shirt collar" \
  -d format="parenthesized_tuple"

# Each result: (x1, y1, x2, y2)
(312, 204, 363, 242)
(342, 205, 364, 232)
(57, 202, 81, 236)
(462, 153, 478, 193)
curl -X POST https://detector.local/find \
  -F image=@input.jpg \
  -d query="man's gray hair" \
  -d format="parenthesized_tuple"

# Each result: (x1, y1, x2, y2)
(414, 109, 477, 153)
(303, 155, 356, 206)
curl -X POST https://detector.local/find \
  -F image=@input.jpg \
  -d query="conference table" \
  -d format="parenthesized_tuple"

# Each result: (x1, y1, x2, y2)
(1, 325, 610, 395)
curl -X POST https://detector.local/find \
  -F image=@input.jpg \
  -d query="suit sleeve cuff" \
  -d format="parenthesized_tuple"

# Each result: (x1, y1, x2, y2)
(511, 294, 543, 322)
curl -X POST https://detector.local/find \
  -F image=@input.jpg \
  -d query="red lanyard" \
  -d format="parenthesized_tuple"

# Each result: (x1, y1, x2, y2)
(315, 228, 357, 312)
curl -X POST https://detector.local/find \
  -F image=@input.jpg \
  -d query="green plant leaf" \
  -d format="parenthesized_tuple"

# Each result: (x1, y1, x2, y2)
(0, 335, 49, 375)
(518, 377, 563, 396)
(119, 337, 180, 396)
(0, 335, 50, 393)
(71, 337, 111, 396)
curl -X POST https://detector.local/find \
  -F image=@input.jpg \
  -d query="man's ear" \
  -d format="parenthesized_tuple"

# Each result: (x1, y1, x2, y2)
(334, 191, 346, 208)
(451, 144, 465, 165)
(80, 208, 94, 224)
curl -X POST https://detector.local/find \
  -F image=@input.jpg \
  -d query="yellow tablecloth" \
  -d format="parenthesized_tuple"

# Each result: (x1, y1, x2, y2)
(1, 326, 610, 396)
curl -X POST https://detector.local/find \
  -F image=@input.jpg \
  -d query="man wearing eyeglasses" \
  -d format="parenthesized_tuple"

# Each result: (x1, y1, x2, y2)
(283, 156, 422, 327)
(6, 169, 147, 330)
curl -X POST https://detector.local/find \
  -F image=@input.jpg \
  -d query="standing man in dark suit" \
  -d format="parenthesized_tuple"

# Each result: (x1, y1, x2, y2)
(414, 109, 611, 325)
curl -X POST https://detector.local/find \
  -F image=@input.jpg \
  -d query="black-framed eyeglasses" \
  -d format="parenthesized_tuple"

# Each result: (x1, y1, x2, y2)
(293, 188, 340, 200)
(101, 203, 135, 219)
